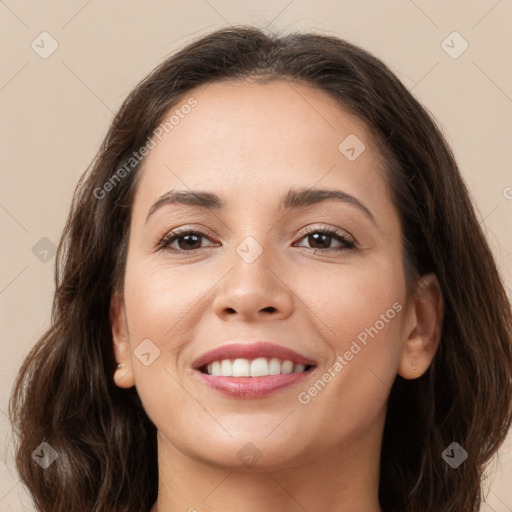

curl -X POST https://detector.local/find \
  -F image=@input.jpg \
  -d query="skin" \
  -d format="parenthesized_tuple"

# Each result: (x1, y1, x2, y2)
(110, 80, 443, 512)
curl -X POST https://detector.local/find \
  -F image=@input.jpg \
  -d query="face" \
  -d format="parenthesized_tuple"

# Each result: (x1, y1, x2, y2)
(111, 79, 420, 470)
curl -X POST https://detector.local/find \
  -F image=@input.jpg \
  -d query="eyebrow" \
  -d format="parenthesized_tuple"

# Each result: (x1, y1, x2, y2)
(145, 187, 376, 226)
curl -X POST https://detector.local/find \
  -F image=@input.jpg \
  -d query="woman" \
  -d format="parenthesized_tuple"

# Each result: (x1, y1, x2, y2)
(9, 25, 512, 512)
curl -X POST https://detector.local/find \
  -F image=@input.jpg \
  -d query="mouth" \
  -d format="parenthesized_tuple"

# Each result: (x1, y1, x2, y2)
(198, 358, 315, 376)
(194, 363, 317, 398)
(191, 341, 318, 398)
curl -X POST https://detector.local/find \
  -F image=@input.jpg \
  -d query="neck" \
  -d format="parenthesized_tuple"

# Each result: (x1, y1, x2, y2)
(150, 421, 384, 512)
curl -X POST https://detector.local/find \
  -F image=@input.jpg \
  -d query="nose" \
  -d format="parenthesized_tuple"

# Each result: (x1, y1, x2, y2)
(212, 244, 294, 322)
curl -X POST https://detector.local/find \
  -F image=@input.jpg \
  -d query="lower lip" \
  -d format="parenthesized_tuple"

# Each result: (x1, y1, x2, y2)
(194, 368, 315, 398)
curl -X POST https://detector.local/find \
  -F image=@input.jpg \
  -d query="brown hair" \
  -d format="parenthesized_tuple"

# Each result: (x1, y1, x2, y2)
(9, 25, 512, 512)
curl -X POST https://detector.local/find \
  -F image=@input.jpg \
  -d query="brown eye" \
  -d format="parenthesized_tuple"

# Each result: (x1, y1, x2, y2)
(157, 226, 355, 253)
(158, 230, 215, 252)
(294, 228, 355, 252)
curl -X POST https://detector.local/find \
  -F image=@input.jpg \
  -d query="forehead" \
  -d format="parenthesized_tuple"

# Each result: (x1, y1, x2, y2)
(132, 79, 390, 218)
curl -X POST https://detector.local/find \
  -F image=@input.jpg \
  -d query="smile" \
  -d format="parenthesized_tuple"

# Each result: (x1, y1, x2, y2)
(192, 341, 318, 398)
(201, 357, 313, 377)
(194, 358, 316, 398)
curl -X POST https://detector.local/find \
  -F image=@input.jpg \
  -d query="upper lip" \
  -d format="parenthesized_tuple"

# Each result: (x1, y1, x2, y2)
(192, 341, 317, 370)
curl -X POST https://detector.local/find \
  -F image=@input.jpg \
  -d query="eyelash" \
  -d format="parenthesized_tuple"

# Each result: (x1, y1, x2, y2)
(156, 225, 356, 254)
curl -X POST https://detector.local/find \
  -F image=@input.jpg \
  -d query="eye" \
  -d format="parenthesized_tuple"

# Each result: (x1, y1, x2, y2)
(293, 226, 355, 252)
(157, 228, 217, 252)
(156, 225, 355, 253)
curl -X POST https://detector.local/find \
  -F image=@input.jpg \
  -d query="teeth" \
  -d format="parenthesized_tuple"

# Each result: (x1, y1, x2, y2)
(281, 360, 294, 374)
(268, 357, 281, 375)
(220, 359, 232, 376)
(293, 363, 305, 373)
(205, 358, 310, 377)
(232, 358, 250, 377)
(250, 357, 269, 377)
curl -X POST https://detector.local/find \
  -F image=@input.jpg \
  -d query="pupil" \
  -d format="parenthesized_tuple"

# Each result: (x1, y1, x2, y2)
(180, 234, 200, 250)
(310, 233, 330, 249)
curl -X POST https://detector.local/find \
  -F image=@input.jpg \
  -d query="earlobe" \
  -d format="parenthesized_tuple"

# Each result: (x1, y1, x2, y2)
(398, 273, 444, 380)
(110, 291, 135, 388)
(113, 362, 135, 388)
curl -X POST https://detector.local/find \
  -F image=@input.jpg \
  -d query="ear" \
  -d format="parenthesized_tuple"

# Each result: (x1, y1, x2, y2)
(398, 273, 444, 380)
(110, 290, 135, 388)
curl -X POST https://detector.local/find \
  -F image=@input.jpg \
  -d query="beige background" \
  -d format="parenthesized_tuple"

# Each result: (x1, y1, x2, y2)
(1, 1, 511, 510)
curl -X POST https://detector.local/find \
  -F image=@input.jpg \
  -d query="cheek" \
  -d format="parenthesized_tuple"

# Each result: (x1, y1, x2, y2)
(299, 252, 405, 341)
(121, 258, 227, 382)
(289, 258, 406, 441)
(121, 262, 204, 426)
(297, 252, 406, 412)
(123, 259, 204, 335)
